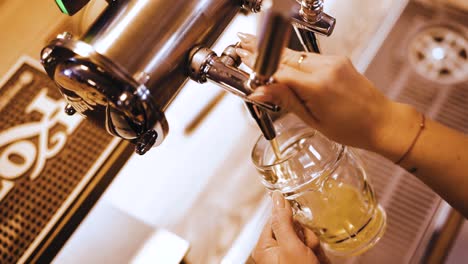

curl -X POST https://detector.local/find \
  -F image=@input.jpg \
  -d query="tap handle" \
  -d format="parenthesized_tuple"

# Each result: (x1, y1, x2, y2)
(253, 0, 296, 79)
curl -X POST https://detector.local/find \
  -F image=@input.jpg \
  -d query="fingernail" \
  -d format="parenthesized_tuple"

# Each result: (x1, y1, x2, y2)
(272, 191, 285, 208)
(236, 32, 250, 40)
(235, 48, 249, 58)
(248, 89, 273, 103)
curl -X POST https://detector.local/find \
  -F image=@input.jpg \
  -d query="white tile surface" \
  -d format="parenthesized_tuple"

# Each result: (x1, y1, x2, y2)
(131, 229, 190, 264)
(53, 202, 154, 264)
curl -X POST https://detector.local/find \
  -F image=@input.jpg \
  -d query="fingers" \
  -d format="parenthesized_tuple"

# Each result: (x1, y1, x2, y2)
(237, 32, 324, 72)
(303, 226, 331, 264)
(315, 246, 332, 264)
(274, 63, 319, 92)
(256, 219, 277, 250)
(237, 32, 257, 52)
(303, 226, 320, 250)
(254, 192, 327, 264)
(293, 221, 306, 244)
(248, 83, 320, 127)
(235, 47, 256, 69)
(270, 191, 305, 250)
(279, 50, 323, 72)
(252, 218, 277, 261)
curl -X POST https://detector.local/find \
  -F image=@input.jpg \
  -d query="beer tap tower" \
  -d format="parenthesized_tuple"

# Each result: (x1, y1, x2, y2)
(42, 0, 335, 154)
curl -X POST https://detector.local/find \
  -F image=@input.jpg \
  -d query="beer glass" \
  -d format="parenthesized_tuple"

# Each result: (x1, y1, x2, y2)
(251, 114, 386, 256)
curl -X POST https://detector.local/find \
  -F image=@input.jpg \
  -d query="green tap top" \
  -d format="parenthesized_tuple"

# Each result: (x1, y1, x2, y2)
(54, 0, 91, 16)
(55, 0, 69, 15)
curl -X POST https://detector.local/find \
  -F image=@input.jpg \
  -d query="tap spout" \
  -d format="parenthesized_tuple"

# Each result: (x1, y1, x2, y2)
(188, 45, 280, 140)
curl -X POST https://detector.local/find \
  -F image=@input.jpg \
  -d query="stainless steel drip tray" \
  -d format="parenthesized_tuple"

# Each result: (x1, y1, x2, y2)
(343, 1, 467, 263)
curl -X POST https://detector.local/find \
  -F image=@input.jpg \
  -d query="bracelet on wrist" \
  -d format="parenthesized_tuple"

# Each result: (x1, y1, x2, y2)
(395, 113, 426, 165)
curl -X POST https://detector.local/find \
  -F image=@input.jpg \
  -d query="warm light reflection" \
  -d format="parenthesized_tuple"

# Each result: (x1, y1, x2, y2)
(94, 0, 149, 53)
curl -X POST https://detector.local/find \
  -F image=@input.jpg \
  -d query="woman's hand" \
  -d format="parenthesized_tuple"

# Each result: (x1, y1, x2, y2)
(236, 32, 419, 154)
(252, 191, 330, 264)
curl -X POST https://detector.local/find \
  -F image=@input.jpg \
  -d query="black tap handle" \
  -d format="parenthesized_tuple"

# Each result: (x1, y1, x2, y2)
(55, 0, 91, 16)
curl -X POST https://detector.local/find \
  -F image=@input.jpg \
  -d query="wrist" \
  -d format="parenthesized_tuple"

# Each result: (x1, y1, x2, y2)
(370, 102, 421, 161)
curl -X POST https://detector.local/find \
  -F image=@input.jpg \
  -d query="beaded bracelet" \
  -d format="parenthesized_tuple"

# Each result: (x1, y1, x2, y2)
(395, 113, 426, 165)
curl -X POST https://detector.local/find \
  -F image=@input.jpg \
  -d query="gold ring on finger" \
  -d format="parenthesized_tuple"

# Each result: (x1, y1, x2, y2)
(297, 53, 307, 70)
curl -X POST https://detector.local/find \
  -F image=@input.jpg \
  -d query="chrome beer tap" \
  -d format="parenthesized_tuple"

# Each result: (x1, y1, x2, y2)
(190, 0, 336, 140)
(41, 0, 335, 154)
(292, 0, 336, 52)
(245, 0, 296, 140)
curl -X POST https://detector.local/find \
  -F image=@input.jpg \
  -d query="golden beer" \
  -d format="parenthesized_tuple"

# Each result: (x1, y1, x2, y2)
(254, 115, 386, 256)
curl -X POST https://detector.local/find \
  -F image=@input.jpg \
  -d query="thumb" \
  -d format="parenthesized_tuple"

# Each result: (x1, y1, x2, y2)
(248, 84, 320, 128)
(270, 191, 304, 250)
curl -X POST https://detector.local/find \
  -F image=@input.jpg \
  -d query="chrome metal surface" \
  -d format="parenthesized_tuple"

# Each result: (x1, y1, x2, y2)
(189, 45, 280, 112)
(220, 44, 243, 68)
(293, 26, 321, 52)
(42, 36, 169, 154)
(246, 0, 297, 141)
(246, 0, 335, 140)
(204, 62, 281, 140)
(291, 4, 336, 36)
(41, 0, 335, 153)
(188, 44, 280, 141)
(242, 0, 263, 13)
(299, 0, 324, 22)
(245, 104, 277, 140)
(417, 203, 464, 264)
(407, 25, 468, 84)
(42, 0, 240, 153)
(84, 0, 239, 109)
(252, 0, 294, 80)
(64, 104, 77, 116)
(188, 46, 216, 83)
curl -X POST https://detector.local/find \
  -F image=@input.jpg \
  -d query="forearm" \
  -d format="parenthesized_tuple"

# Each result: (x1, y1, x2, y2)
(370, 103, 468, 218)
(234, 37, 468, 216)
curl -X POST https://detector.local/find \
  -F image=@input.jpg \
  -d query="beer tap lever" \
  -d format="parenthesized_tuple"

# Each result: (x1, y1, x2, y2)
(247, 0, 296, 140)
